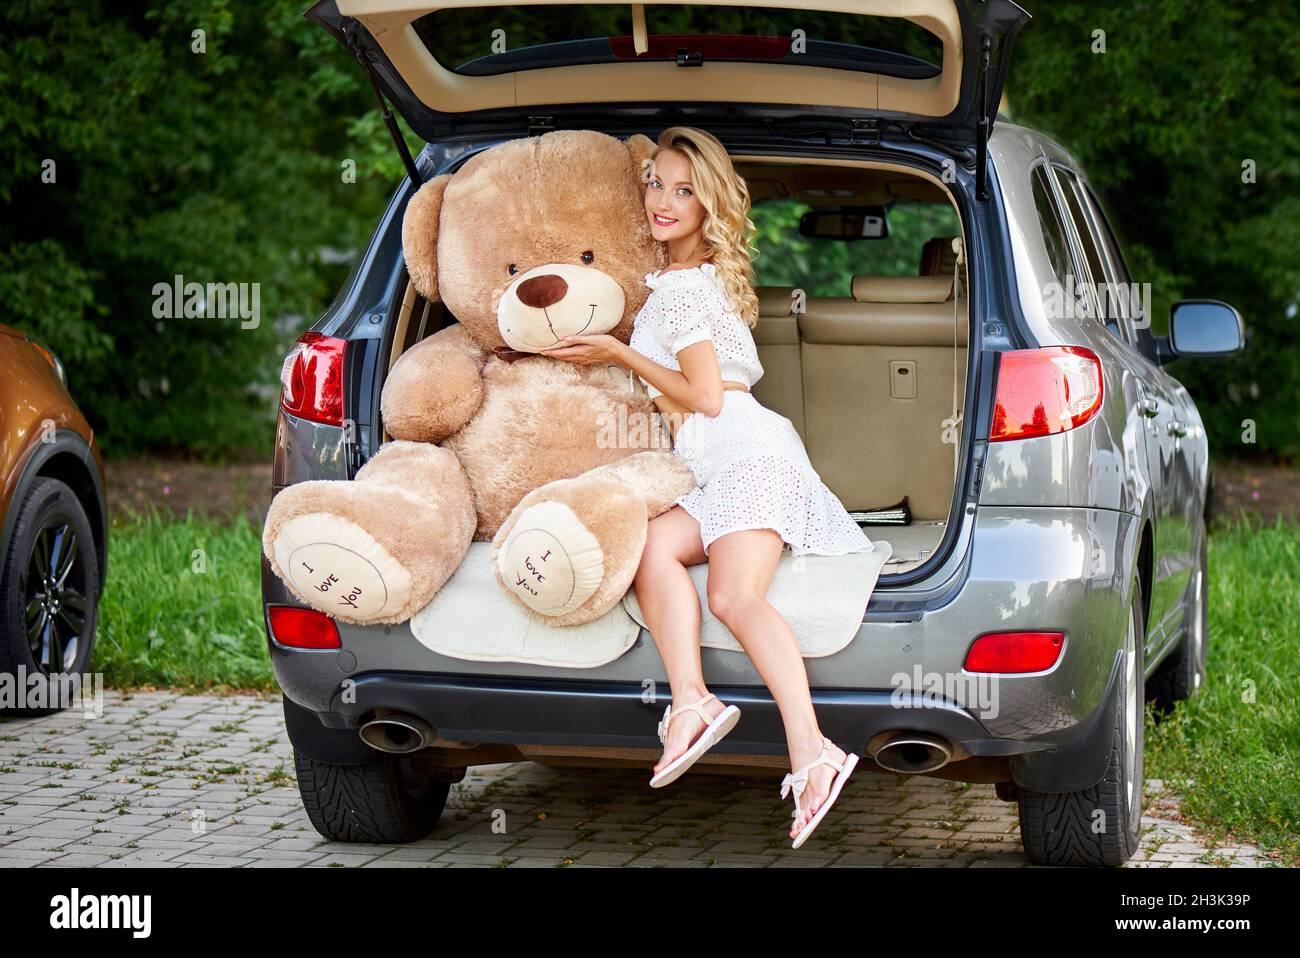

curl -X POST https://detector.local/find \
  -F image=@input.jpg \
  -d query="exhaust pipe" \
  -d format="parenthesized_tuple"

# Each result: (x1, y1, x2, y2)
(358, 714, 438, 754)
(872, 731, 953, 774)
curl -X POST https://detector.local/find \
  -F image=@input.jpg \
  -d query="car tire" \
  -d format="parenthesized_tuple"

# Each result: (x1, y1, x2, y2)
(0, 477, 100, 715)
(1017, 577, 1146, 867)
(1147, 529, 1208, 714)
(294, 748, 451, 843)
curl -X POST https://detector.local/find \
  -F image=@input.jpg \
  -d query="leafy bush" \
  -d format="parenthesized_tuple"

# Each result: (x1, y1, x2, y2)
(0, 0, 416, 458)
(1008, 1, 1300, 462)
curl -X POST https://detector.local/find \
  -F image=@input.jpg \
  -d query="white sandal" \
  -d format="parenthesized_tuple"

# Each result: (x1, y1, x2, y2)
(780, 737, 860, 849)
(648, 692, 741, 788)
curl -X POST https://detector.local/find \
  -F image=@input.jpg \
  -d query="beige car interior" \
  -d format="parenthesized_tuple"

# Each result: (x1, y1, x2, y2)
(337, 0, 964, 119)
(387, 158, 969, 577)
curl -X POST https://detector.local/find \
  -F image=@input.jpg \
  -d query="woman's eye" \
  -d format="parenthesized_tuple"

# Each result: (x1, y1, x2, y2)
(507, 264, 518, 275)
(581, 251, 595, 265)
(677, 188, 692, 197)
(650, 179, 662, 189)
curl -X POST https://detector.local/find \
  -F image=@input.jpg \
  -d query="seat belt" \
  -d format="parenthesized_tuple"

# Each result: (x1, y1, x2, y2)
(939, 238, 966, 476)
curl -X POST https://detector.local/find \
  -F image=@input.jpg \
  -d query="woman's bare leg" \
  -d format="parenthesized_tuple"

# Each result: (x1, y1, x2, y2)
(633, 506, 726, 774)
(705, 529, 850, 838)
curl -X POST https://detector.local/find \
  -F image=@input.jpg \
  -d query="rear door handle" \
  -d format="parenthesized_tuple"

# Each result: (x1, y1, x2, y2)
(1167, 419, 1187, 437)
(1139, 397, 1160, 418)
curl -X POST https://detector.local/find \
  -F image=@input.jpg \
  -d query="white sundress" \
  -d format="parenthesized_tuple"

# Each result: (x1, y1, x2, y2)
(629, 263, 874, 558)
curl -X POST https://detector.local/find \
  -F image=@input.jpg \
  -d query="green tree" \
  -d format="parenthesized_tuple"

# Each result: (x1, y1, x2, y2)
(1007, 0, 1300, 461)
(0, 0, 412, 458)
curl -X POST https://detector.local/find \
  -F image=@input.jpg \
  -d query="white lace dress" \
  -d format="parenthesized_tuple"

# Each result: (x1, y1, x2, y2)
(629, 263, 874, 558)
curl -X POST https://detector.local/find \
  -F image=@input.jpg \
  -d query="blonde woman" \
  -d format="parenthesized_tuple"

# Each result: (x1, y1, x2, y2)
(541, 126, 873, 848)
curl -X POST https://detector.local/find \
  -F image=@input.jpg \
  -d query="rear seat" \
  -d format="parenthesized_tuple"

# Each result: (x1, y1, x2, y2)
(750, 286, 805, 437)
(794, 275, 968, 520)
(748, 230, 969, 520)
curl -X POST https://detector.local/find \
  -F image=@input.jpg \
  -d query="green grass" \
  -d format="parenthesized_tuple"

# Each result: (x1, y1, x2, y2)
(94, 511, 274, 690)
(1144, 517, 1299, 865)
(92, 512, 1299, 861)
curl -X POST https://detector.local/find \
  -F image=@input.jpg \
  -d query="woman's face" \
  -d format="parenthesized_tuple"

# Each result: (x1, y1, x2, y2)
(645, 148, 706, 244)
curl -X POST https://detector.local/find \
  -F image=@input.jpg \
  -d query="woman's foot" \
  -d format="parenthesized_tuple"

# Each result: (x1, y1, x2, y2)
(786, 736, 850, 838)
(653, 690, 727, 775)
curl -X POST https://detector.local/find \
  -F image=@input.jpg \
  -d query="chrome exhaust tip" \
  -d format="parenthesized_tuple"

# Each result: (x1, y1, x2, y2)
(872, 732, 953, 774)
(358, 714, 438, 754)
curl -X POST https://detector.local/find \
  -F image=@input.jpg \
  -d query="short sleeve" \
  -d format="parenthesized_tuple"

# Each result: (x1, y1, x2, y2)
(657, 285, 721, 356)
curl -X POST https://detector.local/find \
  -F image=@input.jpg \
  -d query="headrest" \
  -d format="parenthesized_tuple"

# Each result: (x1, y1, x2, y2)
(920, 236, 961, 276)
(756, 286, 798, 316)
(851, 275, 954, 304)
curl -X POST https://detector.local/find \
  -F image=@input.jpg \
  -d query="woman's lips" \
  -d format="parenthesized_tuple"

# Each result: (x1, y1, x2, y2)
(652, 213, 677, 226)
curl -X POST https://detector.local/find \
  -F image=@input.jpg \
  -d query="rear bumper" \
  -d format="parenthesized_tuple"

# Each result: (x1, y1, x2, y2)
(266, 505, 1140, 791)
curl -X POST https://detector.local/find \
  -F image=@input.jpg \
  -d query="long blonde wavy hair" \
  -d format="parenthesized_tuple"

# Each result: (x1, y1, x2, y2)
(652, 126, 760, 328)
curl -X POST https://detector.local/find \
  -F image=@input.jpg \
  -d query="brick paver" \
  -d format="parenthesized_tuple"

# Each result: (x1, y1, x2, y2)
(0, 690, 1274, 868)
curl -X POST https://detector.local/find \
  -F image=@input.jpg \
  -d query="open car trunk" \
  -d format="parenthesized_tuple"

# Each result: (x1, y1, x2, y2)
(384, 154, 971, 580)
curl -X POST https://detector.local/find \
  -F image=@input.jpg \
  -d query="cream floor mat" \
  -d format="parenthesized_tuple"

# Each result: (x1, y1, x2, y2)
(410, 540, 894, 667)
(410, 542, 640, 669)
(624, 541, 892, 658)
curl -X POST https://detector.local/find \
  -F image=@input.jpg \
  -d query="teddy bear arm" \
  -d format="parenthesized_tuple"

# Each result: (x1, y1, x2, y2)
(577, 450, 698, 518)
(381, 324, 487, 443)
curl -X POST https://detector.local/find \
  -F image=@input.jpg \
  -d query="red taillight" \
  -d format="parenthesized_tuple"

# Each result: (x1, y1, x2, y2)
(964, 631, 1065, 673)
(990, 346, 1103, 442)
(280, 332, 346, 426)
(267, 606, 341, 650)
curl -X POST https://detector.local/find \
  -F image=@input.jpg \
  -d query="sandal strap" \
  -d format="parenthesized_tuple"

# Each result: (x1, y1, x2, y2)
(779, 739, 845, 814)
(656, 693, 719, 744)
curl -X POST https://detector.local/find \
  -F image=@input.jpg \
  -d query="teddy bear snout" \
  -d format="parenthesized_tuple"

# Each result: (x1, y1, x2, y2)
(497, 262, 628, 354)
(516, 274, 569, 309)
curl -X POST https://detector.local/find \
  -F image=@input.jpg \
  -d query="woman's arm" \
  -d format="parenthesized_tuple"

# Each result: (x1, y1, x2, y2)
(540, 335, 725, 417)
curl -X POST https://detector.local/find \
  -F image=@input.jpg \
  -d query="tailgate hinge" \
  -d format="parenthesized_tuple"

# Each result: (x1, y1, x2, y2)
(851, 118, 881, 146)
(343, 22, 422, 188)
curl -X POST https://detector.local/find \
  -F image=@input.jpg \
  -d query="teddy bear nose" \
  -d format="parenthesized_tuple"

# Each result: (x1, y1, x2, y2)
(516, 274, 568, 309)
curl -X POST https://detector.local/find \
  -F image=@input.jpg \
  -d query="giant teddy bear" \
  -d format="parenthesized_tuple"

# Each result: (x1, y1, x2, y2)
(263, 130, 696, 627)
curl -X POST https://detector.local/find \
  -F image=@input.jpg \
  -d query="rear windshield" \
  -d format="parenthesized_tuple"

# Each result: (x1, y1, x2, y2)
(412, 4, 943, 79)
(752, 200, 961, 298)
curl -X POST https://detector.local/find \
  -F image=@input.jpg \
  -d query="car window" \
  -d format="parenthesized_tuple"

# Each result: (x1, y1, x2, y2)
(1052, 167, 1127, 342)
(750, 199, 961, 297)
(1058, 169, 1138, 345)
(413, 4, 945, 78)
(1030, 165, 1074, 288)
(1079, 182, 1159, 362)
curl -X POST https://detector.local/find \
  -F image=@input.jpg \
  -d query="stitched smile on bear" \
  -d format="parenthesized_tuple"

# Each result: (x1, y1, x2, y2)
(498, 262, 626, 352)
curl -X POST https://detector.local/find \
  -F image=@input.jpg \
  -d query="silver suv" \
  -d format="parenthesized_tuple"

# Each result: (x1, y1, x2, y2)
(263, 0, 1243, 866)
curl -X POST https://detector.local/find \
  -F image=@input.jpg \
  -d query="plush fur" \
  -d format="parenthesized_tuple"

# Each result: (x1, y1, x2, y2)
(263, 131, 695, 626)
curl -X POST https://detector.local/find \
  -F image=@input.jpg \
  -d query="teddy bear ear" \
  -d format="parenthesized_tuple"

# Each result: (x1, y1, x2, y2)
(401, 174, 452, 300)
(624, 134, 658, 186)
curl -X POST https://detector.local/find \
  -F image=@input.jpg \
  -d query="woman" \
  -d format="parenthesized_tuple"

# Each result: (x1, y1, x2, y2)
(541, 126, 874, 848)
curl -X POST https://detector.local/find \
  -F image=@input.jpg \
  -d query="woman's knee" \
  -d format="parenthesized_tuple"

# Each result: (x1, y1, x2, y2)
(706, 585, 761, 626)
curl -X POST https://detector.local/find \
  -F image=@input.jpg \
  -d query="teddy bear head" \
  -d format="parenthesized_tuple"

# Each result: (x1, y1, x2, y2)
(400, 130, 664, 354)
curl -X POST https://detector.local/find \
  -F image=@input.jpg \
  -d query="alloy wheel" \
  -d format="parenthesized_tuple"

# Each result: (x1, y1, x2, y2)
(23, 519, 89, 674)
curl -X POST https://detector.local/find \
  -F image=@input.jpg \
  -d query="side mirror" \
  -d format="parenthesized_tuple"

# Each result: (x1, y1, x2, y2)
(1163, 300, 1244, 361)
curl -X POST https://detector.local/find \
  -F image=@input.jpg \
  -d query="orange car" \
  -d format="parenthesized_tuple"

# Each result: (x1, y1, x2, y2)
(0, 325, 107, 709)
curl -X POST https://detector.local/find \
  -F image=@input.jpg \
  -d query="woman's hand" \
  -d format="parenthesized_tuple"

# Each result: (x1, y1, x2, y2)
(539, 334, 626, 366)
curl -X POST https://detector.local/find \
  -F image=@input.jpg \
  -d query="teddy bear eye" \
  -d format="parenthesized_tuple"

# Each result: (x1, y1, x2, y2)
(507, 264, 518, 275)
(581, 251, 595, 265)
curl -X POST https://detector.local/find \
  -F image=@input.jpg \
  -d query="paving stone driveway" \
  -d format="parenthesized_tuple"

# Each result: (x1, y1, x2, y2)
(0, 690, 1271, 868)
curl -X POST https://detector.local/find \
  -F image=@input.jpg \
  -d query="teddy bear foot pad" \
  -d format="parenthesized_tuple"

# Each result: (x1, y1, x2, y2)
(272, 512, 413, 622)
(495, 500, 607, 618)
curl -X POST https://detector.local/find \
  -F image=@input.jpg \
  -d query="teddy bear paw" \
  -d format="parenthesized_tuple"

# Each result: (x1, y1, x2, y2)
(494, 500, 606, 618)
(271, 512, 414, 623)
